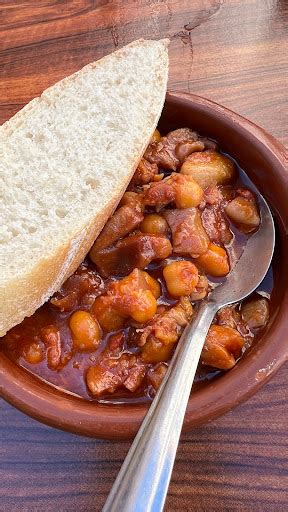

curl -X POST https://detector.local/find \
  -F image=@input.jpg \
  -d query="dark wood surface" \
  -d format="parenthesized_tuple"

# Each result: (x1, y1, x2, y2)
(0, 1, 287, 510)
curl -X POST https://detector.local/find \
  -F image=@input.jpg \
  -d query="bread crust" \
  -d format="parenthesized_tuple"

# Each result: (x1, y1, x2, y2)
(0, 39, 169, 336)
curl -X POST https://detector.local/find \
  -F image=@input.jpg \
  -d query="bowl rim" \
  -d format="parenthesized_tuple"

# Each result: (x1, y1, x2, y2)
(1, 91, 287, 439)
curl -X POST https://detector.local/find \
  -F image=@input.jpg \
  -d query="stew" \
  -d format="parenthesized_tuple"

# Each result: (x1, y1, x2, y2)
(1, 127, 272, 403)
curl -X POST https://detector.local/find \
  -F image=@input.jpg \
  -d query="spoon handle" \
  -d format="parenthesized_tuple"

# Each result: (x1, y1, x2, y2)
(102, 300, 218, 512)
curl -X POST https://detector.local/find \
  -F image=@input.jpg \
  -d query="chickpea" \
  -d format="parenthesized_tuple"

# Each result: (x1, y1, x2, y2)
(129, 289, 157, 323)
(140, 214, 169, 235)
(141, 339, 174, 363)
(142, 271, 161, 298)
(164, 208, 210, 258)
(163, 260, 199, 297)
(92, 296, 126, 331)
(23, 342, 44, 364)
(225, 196, 260, 230)
(180, 151, 235, 189)
(150, 129, 161, 143)
(202, 325, 244, 370)
(174, 175, 204, 208)
(195, 243, 229, 277)
(69, 310, 101, 352)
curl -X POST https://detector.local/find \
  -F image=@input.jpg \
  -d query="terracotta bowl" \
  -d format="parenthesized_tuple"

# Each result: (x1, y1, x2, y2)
(0, 92, 287, 439)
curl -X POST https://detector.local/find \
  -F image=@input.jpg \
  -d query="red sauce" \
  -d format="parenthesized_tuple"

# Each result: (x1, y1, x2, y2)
(0, 129, 273, 404)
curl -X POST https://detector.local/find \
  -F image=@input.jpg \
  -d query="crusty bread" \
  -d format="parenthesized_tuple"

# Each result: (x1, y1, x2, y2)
(0, 39, 169, 336)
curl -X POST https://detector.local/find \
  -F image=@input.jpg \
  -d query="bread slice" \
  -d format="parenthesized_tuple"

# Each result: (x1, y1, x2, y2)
(0, 39, 169, 336)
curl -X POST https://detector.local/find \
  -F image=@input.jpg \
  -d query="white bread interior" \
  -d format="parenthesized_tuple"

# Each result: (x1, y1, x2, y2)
(0, 39, 169, 336)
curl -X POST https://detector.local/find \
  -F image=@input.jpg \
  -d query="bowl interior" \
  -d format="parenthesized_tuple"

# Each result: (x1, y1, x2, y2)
(1, 92, 287, 439)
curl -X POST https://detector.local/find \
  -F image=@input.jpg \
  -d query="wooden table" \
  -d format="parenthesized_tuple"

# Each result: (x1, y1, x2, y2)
(1, 1, 287, 510)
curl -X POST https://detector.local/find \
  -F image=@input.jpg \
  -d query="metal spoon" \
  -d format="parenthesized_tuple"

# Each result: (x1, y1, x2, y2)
(103, 174, 275, 512)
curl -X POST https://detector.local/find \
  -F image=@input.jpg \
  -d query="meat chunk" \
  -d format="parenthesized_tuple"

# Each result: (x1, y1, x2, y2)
(164, 208, 209, 257)
(105, 269, 157, 323)
(139, 298, 193, 362)
(131, 158, 158, 186)
(143, 173, 204, 209)
(86, 354, 146, 395)
(41, 326, 62, 370)
(119, 191, 144, 210)
(175, 140, 205, 163)
(50, 264, 103, 312)
(201, 205, 232, 245)
(144, 128, 199, 170)
(202, 325, 245, 370)
(203, 185, 223, 206)
(143, 179, 175, 208)
(216, 305, 250, 338)
(199, 137, 219, 151)
(139, 297, 193, 347)
(93, 269, 159, 325)
(91, 233, 172, 277)
(90, 199, 144, 253)
(241, 297, 269, 329)
(217, 306, 242, 330)
(86, 333, 146, 396)
(147, 363, 168, 392)
(190, 275, 209, 301)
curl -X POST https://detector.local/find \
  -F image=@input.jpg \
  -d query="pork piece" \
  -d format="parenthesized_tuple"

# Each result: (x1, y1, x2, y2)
(139, 297, 193, 347)
(87, 354, 145, 395)
(91, 233, 172, 277)
(131, 158, 158, 186)
(40, 326, 62, 370)
(119, 191, 145, 210)
(236, 187, 256, 202)
(202, 325, 245, 370)
(216, 305, 250, 338)
(203, 185, 223, 205)
(86, 332, 146, 396)
(217, 306, 241, 330)
(139, 298, 193, 363)
(199, 137, 219, 151)
(201, 205, 232, 245)
(190, 275, 209, 301)
(104, 268, 157, 323)
(241, 297, 269, 329)
(143, 177, 175, 207)
(144, 128, 199, 170)
(175, 140, 205, 163)
(164, 208, 209, 257)
(147, 363, 168, 392)
(90, 199, 144, 253)
(50, 264, 103, 312)
(144, 173, 204, 209)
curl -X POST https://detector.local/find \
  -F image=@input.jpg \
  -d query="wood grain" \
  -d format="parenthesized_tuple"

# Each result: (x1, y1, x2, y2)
(0, 1, 287, 510)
